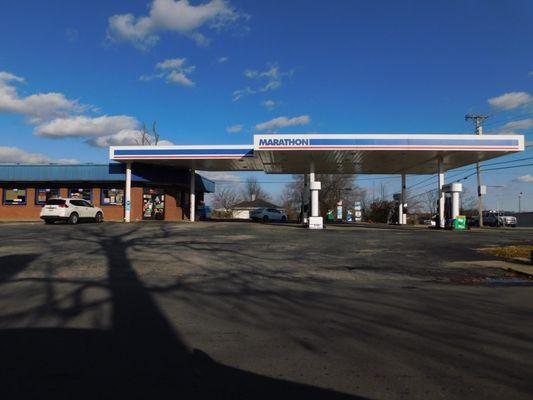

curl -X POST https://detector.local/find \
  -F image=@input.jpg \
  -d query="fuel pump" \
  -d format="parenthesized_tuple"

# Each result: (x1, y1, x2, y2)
(442, 183, 464, 229)
(392, 193, 407, 224)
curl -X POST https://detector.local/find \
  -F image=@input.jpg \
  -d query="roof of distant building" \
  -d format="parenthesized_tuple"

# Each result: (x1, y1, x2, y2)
(0, 163, 215, 193)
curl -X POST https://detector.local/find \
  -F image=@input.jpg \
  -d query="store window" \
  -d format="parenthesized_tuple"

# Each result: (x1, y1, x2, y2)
(68, 188, 92, 201)
(36, 188, 61, 205)
(3, 188, 27, 205)
(101, 188, 124, 205)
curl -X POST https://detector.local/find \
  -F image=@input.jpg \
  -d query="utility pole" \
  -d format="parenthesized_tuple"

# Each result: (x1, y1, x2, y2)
(519, 192, 523, 213)
(465, 114, 488, 227)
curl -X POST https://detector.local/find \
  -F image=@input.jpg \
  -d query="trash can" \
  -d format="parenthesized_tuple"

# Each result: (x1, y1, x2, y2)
(453, 215, 466, 230)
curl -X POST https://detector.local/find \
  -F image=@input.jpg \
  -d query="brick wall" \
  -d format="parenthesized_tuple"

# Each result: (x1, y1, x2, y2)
(0, 184, 197, 222)
(0, 187, 45, 221)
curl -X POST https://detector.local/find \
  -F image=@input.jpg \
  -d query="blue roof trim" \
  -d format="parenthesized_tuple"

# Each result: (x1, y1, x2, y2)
(0, 164, 215, 193)
(256, 138, 519, 148)
(308, 138, 519, 147)
(114, 148, 254, 156)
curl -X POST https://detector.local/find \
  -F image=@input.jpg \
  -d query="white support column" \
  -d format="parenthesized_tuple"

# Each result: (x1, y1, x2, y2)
(303, 173, 309, 224)
(308, 162, 323, 229)
(438, 159, 445, 228)
(125, 162, 132, 223)
(400, 173, 407, 225)
(309, 164, 318, 217)
(452, 191, 460, 219)
(190, 168, 196, 222)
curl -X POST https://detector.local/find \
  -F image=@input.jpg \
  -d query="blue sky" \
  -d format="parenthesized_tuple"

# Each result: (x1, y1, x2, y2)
(0, 0, 532, 210)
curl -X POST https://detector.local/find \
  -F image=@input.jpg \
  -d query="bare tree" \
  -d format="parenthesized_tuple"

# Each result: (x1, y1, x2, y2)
(421, 189, 439, 215)
(461, 187, 477, 211)
(213, 187, 241, 210)
(136, 121, 160, 145)
(136, 123, 149, 145)
(279, 180, 304, 220)
(281, 174, 365, 218)
(241, 176, 271, 201)
(152, 121, 159, 145)
(460, 186, 477, 216)
(405, 189, 423, 213)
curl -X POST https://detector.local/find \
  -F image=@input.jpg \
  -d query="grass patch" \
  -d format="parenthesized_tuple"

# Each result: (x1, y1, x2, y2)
(481, 245, 533, 260)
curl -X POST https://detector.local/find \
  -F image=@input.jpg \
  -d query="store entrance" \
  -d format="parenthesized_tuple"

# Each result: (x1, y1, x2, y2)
(142, 188, 165, 220)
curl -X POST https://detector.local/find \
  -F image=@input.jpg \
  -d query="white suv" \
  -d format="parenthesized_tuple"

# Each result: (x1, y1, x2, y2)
(40, 198, 104, 225)
(250, 208, 288, 222)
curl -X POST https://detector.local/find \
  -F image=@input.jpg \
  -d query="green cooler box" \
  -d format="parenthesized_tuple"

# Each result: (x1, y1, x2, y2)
(453, 215, 466, 230)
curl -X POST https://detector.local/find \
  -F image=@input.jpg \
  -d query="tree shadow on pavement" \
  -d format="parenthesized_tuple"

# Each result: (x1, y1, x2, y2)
(0, 226, 367, 400)
(0, 254, 39, 283)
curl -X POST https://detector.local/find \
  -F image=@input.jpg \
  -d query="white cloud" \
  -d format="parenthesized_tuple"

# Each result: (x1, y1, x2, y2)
(107, 0, 246, 50)
(0, 71, 83, 124)
(516, 174, 533, 183)
(261, 99, 277, 110)
(0, 71, 24, 83)
(1, 70, 174, 148)
(139, 72, 166, 82)
(156, 57, 187, 69)
(0, 146, 78, 164)
(35, 115, 139, 138)
(217, 56, 228, 63)
(226, 124, 243, 133)
(234, 63, 292, 101)
(141, 57, 196, 86)
(166, 70, 195, 86)
(254, 115, 310, 131)
(488, 92, 532, 110)
(198, 170, 241, 183)
(232, 86, 255, 101)
(498, 118, 533, 134)
(87, 129, 174, 147)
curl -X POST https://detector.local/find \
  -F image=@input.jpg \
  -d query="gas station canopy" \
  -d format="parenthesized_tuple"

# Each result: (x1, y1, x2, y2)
(110, 134, 524, 174)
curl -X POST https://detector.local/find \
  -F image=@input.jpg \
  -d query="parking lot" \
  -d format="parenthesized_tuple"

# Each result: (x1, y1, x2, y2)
(1, 221, 532, 399)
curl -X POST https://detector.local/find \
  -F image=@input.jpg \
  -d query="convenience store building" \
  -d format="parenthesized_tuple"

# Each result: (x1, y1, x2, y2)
(0, 163, 214, 222)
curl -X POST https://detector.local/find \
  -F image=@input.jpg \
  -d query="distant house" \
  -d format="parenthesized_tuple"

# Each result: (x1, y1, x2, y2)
(231, 195, 283, 219)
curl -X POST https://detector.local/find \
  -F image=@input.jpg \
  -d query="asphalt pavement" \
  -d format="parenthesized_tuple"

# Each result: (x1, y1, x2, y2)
(0, 221, 532, 399)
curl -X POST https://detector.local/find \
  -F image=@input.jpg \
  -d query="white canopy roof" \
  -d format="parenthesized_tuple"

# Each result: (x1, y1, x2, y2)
(110, 134, 524, 174)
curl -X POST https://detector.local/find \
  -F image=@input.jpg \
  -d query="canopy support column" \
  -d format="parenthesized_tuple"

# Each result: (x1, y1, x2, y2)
(400, 173, 407, 225)
(438, 159, 445, 228)
(308, 162, 323, 229)
(125, 162, 132, 223)
(190, 168, 196, 222)
(303, 173, 309, 224)
(452, 190, 460, 219)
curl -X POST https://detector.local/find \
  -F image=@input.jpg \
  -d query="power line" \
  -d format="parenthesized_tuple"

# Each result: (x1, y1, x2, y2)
(459, 162, 533, 179)
(482, 155, 533, 167)
(407, 161, 533, 200)
(483, 112, 532, 128)
(213, 157, 533, 186)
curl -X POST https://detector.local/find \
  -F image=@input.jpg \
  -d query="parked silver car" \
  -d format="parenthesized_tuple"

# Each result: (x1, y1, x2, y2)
(250, 208, 288, 222)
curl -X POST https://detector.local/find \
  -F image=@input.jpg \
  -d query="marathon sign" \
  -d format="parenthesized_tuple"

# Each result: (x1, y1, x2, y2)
(258, 138, 310, 147)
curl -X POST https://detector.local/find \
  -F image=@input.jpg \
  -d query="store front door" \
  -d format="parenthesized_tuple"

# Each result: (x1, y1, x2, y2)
(142, 188, 165, 220)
